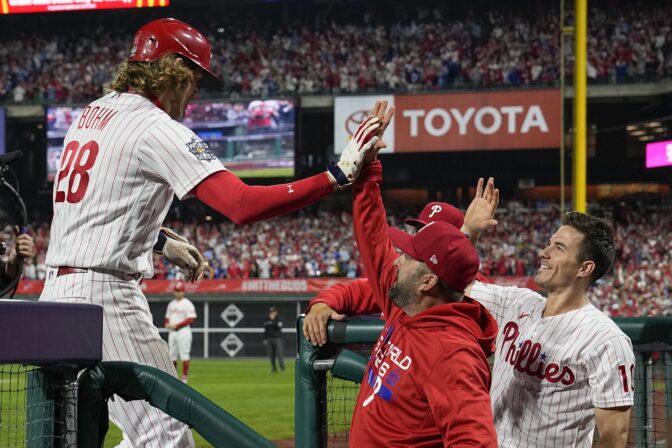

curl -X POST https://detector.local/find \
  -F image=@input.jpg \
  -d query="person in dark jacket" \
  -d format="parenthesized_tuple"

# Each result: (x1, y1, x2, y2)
(263, 307, 284, 372)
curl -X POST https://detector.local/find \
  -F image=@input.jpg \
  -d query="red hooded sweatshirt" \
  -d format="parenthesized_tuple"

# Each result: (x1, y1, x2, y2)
(348, 161, 498, 447)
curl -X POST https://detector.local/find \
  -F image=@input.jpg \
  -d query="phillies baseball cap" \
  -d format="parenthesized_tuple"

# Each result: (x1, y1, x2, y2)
(404, 202, 464, 229)
(174, 281, 185, 292)
(389, 221, 479, 293)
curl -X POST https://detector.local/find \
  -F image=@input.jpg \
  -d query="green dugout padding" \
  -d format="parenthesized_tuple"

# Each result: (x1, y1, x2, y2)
(295, 316, 672, 448)
(295, 318, 384, 448)
(77, 361, 276, 448)
(613, 317, 672, 344)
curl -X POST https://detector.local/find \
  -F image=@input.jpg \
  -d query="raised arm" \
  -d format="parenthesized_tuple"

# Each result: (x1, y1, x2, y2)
(191, 116, 382, 225)
(193, 170, 335, 225)
(351, 160, 397, 319)
(460, 177, 499, 243)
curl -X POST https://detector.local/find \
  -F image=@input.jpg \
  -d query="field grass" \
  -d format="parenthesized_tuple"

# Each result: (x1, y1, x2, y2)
(103, 359, 295, 447)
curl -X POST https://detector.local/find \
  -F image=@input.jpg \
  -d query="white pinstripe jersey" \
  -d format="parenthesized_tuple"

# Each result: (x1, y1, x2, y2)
(165, 298, 197, 327)
(45, 92, 225, 277)
(469, 281, 635, 448)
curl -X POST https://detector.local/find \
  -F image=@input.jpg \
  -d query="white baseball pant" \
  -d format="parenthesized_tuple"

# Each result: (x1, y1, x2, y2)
(40, 267, 195, 448)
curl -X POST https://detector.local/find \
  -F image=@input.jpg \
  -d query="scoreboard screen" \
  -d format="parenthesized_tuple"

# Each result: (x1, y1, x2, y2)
(1, 0, 169, 14)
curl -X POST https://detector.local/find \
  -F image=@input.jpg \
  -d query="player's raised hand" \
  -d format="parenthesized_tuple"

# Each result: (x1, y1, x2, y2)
(303, 302, 346, 347)
(364, 100, 395, 163)
(461, 177, 499, 241)
(328, 115, 381, 188)
(369, 100, 395, 138)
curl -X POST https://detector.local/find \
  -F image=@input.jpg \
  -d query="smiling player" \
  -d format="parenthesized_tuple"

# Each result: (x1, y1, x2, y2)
(465, 210, 635, 447)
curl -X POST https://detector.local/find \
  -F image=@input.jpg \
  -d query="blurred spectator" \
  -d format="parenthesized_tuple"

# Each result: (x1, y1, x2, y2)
(1, 0, 671, 103)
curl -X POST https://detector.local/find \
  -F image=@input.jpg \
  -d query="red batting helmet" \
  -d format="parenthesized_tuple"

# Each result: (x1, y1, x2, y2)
(174, 281, 185, 292)
(128, 18, 221, 88)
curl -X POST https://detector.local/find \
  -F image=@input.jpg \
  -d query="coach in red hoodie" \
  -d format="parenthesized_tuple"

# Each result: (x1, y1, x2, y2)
(348, 160, 498, 447)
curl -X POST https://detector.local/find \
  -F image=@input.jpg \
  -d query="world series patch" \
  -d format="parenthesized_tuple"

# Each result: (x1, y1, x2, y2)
(186, 137, 217, 162)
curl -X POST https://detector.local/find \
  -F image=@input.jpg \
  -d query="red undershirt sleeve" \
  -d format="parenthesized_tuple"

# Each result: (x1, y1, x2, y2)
(175, 317, 195, 330)
(191, 170, 336, 225)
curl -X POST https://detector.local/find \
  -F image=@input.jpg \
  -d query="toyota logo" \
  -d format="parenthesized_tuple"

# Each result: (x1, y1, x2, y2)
(345, 110, 370, 136)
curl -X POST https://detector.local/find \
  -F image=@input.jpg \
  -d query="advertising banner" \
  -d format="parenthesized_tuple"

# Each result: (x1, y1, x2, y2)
(334, 89, 561, 154)
(15, 276, 541, 295)
(334, 95, 395, 154)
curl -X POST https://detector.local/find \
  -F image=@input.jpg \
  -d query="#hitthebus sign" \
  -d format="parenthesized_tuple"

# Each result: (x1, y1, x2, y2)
(334, 89, 561, 154)
(645, 140, 672, 168)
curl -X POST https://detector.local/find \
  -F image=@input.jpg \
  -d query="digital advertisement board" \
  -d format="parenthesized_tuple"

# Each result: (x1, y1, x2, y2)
(182, 99, 295, 178)
(47, 98, 295, 181)
(334, 89, 561, 154)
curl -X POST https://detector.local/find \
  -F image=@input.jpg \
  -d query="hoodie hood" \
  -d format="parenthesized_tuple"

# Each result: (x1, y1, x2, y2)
(404, 297, 498, 357)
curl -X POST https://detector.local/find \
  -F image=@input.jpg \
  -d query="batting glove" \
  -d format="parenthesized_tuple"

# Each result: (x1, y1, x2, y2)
(328, 116, 381, 188)
(160, 227, 205, 282)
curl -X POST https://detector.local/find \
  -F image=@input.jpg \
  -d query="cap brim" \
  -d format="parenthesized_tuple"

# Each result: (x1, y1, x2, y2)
(388, 227, 419, 260)
(403, 218, 428, 228)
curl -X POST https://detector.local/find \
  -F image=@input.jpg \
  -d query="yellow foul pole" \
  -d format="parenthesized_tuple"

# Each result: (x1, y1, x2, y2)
(573, 0, 587, 212)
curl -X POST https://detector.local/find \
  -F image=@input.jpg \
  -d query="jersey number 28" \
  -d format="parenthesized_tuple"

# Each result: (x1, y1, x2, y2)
(55, 140, 99, 203)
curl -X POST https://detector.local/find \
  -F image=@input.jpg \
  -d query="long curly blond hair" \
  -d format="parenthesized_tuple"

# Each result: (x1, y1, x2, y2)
(106, 54, 193, 97)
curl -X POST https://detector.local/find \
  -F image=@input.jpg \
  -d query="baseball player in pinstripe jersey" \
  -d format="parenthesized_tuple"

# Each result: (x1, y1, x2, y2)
(164, 281, 196, 384)
(39, 18, 381, 448)
(463, 181, 635, 447)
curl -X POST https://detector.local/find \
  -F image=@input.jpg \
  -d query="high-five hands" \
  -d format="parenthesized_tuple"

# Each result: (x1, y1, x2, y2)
(327, 100, 396, 188)
(364, 100, 395, 164)
(328, 116, 381, 188)
(461, 177, 499, 241)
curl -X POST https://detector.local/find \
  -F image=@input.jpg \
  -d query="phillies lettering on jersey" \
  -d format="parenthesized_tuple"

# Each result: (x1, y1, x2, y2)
(500, 321, 576, 385)
(46, 92, 226, 277)
(470, 281, 635, 448)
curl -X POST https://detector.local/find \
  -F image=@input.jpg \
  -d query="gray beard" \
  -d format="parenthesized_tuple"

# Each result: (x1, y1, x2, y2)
(389, 280, 418, 309)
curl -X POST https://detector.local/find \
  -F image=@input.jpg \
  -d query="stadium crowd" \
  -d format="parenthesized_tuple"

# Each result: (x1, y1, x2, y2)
(1, 1, 672, 103)
(7, 195, 671, 318)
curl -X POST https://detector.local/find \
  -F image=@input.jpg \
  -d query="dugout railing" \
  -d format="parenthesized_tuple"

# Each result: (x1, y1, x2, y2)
(0, 300, 279, 448)
(295, 316, 672, 448)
